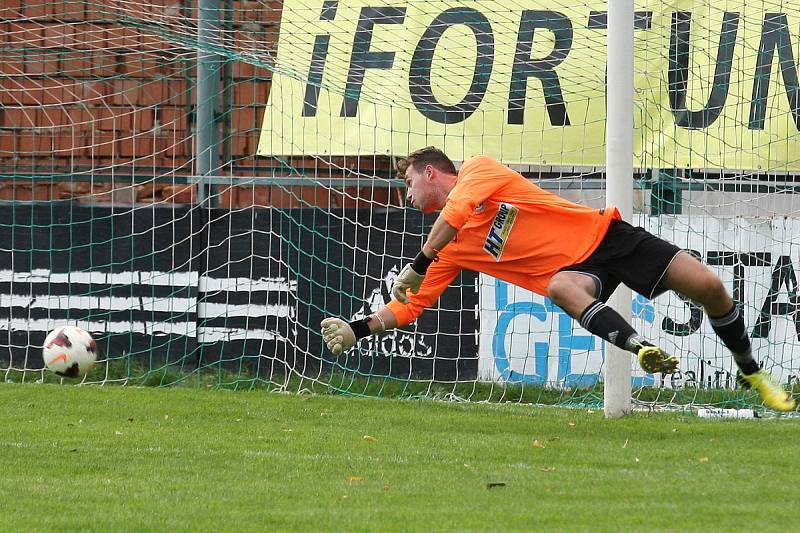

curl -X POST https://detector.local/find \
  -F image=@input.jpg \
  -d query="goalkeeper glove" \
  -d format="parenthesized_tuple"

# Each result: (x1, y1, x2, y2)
(320, 317, 357, 356)
(391, 264, 425, 304)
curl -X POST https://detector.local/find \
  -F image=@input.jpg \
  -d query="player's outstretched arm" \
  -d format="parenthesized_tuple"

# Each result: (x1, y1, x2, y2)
(391, 216, 457, 303)
(320, 308, 397, 356)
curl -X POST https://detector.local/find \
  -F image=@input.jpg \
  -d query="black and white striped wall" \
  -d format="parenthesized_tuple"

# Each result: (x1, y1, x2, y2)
(0, 204, 477, 381)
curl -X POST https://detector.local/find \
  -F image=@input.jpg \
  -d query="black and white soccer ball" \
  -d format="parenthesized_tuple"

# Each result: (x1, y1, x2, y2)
(42, 326, 97, 378)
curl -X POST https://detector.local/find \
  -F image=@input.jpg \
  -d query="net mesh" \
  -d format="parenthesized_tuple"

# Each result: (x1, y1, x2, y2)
(1, 0, 798, 411)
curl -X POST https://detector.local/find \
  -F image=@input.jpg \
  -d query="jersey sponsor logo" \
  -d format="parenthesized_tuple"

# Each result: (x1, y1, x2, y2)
(484, 203, 518, 261)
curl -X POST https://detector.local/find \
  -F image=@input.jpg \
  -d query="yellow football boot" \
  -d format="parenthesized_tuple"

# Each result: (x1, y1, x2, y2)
(635, 343, 679, 374)
(737, 369, 797, 412)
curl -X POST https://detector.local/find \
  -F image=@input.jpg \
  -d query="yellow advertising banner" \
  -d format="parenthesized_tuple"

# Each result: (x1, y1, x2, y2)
(258, 1, 800, 169)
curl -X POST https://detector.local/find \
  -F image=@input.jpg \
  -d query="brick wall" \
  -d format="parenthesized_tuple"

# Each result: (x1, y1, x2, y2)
(0, 1, 396, 208)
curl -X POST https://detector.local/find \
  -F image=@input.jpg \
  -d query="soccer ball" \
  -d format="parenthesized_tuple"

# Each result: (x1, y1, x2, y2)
(42, 326, 97, 378)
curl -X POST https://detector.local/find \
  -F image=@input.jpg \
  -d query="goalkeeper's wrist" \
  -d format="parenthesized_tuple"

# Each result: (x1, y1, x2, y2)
(411, 251, 434, 274)
(348, 317, 373, 339)
(348, 314, 388, 339)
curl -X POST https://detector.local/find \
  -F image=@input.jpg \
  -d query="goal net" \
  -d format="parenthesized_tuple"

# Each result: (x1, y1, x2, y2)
(1, 0, 798, 411)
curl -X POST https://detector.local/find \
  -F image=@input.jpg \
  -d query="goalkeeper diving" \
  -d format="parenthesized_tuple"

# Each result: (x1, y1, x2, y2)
(321, 147, 795, 412)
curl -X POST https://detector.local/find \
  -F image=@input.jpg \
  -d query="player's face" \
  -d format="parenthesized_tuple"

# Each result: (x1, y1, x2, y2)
(404, 164, 441, 214)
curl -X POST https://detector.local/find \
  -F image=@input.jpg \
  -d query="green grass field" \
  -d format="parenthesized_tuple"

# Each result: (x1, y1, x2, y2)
(2, 384, 799, 532)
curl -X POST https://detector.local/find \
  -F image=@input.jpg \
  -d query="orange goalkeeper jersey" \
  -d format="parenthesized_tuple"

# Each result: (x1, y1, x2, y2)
(386, 155, 620, 327)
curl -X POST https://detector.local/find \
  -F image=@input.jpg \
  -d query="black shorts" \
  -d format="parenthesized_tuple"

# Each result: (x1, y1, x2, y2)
(558, 219, 683, 302)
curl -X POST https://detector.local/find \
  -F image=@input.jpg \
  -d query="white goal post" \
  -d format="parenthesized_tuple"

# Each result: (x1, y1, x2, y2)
(605, 0, 635, 417)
